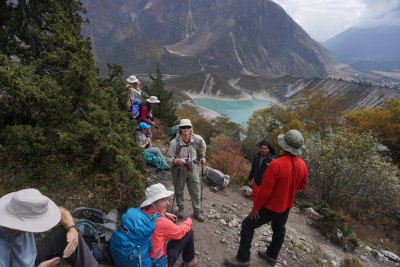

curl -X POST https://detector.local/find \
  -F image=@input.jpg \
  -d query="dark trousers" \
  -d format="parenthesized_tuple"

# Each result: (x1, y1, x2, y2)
(35, 225, 98, 267)
(237, 207, 290, 262)
(167, 229, 195, 266)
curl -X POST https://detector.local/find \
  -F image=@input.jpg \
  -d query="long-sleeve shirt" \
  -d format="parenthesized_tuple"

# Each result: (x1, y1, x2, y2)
(143, 210, 192, 260)
(166, 134, 206, 166)
(253, 152, 308, 213)
(248, 152, 275, 186)
(138, 102, 152, 125)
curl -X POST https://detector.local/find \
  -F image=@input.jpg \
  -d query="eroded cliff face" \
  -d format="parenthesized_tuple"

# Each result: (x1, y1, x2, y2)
(165, 73, 400, 110)
(82, 0, 337, 78)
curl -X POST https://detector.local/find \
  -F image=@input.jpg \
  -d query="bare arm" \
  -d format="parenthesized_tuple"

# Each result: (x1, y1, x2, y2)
(59, 207, 79, 258)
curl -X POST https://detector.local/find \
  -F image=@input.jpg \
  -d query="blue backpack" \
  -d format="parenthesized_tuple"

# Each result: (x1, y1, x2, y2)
(109, 208, 165, 267)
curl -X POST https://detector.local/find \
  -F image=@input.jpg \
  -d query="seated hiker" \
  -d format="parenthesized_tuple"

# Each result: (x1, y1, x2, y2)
(138, 96, 160, 139)
(0, 188, 98, 267)
(142, 183, 198, 267)
(135, 122, 170, 169)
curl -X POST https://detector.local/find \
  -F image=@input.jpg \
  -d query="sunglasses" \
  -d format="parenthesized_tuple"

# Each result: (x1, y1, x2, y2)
(180, 126, 192, 129)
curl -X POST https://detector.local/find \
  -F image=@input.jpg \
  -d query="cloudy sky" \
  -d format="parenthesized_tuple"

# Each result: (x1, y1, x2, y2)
(271, 0, 400, 42)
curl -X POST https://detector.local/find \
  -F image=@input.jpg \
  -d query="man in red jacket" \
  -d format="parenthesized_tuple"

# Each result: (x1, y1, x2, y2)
(224, 129, 308, 267)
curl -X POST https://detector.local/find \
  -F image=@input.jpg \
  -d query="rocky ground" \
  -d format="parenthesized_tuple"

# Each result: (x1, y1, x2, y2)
(144, 169, 400, 267)
(68, 167, 400, 267)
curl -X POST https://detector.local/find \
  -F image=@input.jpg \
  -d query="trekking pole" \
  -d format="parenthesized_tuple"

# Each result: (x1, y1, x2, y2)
(170, 168, 180, 213)
(201, 162, 205, 210)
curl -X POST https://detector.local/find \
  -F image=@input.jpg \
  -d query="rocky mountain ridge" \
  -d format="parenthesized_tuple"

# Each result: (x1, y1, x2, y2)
(81, 0, 339, 79)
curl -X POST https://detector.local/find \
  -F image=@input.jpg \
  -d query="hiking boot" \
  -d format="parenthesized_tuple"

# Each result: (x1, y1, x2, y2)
(257, 251, 277, 266)
(192, 209, 205, 222)
(223, 256, 249, 267)
(180, 257, 198, 267)
(177, 208, 184, 219)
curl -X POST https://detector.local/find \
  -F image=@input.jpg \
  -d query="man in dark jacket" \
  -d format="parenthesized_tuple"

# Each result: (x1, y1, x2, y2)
(224, 130, 308, 267)
(248, 140, 275, 201)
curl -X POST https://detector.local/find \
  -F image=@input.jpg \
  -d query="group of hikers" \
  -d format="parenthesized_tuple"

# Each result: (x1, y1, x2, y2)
(0, 73, 309, 267)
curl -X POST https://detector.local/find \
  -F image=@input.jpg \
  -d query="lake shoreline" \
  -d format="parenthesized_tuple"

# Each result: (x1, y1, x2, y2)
(185, 91, 280, 122)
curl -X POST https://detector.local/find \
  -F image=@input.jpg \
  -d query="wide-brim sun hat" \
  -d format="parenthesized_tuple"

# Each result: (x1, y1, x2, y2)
(140, 183, 174, 208)
(147, 96, 160, 103)
(0, 188, 61, 232)
(179, 119, 192, 127)
(277, 129, 304, 156)
(127, 75, 139, 83)
(137, 122, 151, 129)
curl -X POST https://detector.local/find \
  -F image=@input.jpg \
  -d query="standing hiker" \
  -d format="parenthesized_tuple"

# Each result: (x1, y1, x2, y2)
(126, 75, 141, 106)
(138, 96, 160, 139)
(224, 130, 308, 267)
(166, 119, 207, 222)
(248, 140, 275, 201)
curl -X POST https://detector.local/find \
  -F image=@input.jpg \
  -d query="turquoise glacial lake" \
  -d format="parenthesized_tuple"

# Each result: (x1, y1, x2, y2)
(193, 98, 269, 126)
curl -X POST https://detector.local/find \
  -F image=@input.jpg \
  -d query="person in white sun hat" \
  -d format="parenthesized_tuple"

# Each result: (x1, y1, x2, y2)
(0, 188, 97, 267)
(138, 95, 161, 139)
(140, 183, 198, 267)
(166, 119, 207, 222)
(126, 75, 141, 106)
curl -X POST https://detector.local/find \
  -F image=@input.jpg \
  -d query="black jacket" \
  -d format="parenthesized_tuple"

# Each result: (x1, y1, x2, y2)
(248, 152, 275, 186)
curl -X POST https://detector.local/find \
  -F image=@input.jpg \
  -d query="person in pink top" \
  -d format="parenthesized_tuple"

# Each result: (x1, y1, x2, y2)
(141, 183, 198, 267)
(224, 130, 308, 267)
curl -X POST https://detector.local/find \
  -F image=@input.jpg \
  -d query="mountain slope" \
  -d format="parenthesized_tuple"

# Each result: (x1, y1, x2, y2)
(323, 26, 400, 72)
(82, 0, 338, 78)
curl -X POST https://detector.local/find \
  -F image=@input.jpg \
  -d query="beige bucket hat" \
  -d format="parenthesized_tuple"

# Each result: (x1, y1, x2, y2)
(140, 183, 174, 208)
(0, 189, 61, 232)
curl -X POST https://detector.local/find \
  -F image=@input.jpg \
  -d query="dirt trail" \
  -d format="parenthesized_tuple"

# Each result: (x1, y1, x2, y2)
(153, 170, 397, 267)
(91, 169, 398, 267)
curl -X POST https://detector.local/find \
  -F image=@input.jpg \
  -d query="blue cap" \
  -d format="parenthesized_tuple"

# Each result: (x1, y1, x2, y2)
(137, 122, 151, 129)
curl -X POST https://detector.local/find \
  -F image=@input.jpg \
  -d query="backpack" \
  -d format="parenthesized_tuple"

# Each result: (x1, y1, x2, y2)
(170, 124, 180, 140)
(204, 167, 230, 192)
(109, 208, 166, 267)
(131, 100, 141, 119)
(72, 207, 118, 263)
(143, 151, 164, 170)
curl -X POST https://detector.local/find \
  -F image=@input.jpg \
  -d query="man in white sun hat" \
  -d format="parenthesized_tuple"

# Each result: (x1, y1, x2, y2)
(0, 188, 97, 267)
(224, 129, 308, 267)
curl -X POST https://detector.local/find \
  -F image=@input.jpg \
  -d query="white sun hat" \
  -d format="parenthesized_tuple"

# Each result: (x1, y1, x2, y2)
(179, 119, 192, 127)
(147, 96, 161, 103)
(127, 75, 139, 83)
(0, 189, 61, 232)
(140, 183, 174, 208)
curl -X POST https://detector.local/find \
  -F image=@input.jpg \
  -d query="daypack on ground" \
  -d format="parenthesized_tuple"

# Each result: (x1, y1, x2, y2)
(204, 167, 230, 192)
(109, 208, 165, 267)
(72, 207, 118, 263)
(143, 151, 164, 170)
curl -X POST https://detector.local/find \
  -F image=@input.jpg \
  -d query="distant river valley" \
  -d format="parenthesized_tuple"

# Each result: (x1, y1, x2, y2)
(193, 98, 270, 126)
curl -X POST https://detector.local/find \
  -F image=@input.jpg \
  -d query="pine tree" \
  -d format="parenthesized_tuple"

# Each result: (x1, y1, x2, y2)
(144, 64, 178, 127)
(0, 0, 145, 208)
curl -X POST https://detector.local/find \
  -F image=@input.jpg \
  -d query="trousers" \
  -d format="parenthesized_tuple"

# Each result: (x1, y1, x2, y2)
(167, 229, 195, 266)
(172, 164, 201, 210)
(35, 225, 98, 267)
(236, 207, 290, 262)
